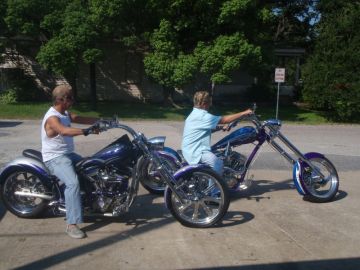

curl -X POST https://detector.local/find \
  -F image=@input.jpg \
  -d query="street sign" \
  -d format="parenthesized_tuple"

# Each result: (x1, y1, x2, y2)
(275, 68, 285, 83)
(274, 68, 285, 119)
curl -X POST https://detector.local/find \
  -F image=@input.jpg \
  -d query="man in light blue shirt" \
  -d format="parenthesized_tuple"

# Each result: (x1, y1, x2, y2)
(182, 91, 252, 175)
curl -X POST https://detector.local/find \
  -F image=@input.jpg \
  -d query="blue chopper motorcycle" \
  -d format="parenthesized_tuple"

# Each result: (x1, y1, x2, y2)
(140, 105, 339, 203)
(0, 119, 230, 228)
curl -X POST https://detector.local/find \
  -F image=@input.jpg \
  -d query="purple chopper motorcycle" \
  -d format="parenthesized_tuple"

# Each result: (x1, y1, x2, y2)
(139, 105, 339, 203)
(0, 118, 230, 228)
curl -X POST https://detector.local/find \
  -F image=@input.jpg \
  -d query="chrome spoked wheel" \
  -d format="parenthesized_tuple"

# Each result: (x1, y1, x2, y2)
(1, 170, 49, 217)
(167, 168, 230, 228)
(302, 157, 339, 202)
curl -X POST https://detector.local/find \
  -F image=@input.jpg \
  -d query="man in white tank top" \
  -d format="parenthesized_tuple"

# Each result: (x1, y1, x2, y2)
(42, 84, 98, 239)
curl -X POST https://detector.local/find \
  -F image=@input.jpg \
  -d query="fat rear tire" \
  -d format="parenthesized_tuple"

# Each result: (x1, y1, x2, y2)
(0, 169, 49, 218)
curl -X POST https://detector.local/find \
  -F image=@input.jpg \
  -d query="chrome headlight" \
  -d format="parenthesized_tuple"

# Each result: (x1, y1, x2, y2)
(148, 136, 166, 150)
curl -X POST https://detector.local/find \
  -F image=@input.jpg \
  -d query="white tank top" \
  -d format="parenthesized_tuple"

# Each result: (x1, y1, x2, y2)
(41, 107, 74, 162)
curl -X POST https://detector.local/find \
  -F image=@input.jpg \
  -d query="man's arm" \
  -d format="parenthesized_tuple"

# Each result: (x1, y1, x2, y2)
(218, 109, 253, 125)
(46, 116, 85, 137)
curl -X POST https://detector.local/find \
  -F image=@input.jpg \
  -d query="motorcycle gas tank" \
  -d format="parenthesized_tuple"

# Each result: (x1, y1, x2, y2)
(212, 126, 257, 150)
(93, 134, 135, 163)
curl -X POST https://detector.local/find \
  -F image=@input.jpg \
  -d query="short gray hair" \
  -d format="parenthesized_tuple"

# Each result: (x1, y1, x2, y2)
(52, 84, 72, 104)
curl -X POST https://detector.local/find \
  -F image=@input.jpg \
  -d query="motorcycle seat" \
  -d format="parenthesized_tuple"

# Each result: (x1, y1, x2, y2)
(23, 149, 43, 162)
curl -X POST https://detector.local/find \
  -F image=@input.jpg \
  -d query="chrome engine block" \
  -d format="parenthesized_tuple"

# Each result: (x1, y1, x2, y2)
(218, 151, 247, 188)
(86, 165, 131, 215)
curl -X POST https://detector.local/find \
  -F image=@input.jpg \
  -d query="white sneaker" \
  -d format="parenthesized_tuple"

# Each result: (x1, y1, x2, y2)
(66, 225, 86, 239)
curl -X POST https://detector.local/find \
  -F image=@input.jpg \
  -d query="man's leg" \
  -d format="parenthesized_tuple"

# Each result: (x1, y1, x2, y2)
(45, 154, 84, 237)
(200, 151, 223, 175)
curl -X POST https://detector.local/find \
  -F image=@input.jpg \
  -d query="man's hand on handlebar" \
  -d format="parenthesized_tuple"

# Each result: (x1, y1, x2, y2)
(82, 120, 111, 136)
(212, 124, 233, 133)
(82, 124, 99, 136)
(244, 108, 254, 116)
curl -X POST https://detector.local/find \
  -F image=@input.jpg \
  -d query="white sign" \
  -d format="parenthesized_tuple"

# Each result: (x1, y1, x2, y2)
(275, 68, 285, 83)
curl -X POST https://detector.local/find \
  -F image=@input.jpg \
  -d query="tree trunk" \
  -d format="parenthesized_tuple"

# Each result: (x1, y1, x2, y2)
(66, 72, 78, 100)
(90, 62, 97, 110)
(162, 86, 182, 108)
(211, 81, 215, 96)
(72, 77, 78, 100)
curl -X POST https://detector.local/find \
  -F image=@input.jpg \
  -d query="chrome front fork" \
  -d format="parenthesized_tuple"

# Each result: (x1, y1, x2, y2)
(268, 128, 325, 180)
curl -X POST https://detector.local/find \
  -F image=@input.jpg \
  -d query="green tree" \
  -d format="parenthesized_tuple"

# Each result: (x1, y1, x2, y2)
(271, 0, 319, 49)
(302, 1, 360, 121)
(1, 0, 320, 106)
(144, 0, 271, 104)
(144, 20, 198, 105)
(1, 0, 164, 106)
(195, 33, 261, 93)
(3, 0, 105, 107)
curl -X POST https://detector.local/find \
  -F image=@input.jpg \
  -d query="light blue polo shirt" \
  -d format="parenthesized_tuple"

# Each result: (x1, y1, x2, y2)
(181, 107, 221, 164)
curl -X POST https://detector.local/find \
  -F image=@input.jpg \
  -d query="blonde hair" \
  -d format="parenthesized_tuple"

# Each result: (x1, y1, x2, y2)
(193, 91, 211, 107)
(52, 84, 72, 104)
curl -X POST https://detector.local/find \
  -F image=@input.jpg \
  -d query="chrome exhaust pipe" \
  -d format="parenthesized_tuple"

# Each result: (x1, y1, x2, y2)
(14, 191, 53, 200)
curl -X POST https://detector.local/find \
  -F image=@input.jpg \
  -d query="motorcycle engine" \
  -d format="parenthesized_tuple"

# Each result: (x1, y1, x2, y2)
(220, 151, 247, 189)
(86, 165, 131, 215)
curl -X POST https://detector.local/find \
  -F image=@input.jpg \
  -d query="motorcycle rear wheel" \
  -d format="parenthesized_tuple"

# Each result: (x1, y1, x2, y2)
(166, 168, 230, 228)
(1, 169, 49, 218)
(139, 156, 178, 195)
(301, 156, 339, 203)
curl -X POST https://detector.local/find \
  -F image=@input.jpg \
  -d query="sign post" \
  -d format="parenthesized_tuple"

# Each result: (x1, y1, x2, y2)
(274, 68, 285, 119)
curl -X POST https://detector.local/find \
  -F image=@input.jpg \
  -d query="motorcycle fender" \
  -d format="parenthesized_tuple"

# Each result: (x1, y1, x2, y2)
(157, 147, 182, 167)
(164, 164, 210, 209)
(292, 152, 325, 195)
(148, 136, 182, 161)
(161, 147, 182, 163)
(0, 157, 54, 190)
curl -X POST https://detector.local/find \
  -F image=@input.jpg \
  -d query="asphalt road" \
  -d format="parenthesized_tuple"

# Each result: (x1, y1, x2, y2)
(0, 119, 360, 270)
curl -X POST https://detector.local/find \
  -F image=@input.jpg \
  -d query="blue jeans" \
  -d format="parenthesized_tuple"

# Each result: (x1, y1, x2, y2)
(200, 151, 223, 175)
(45, 153, 83, 225)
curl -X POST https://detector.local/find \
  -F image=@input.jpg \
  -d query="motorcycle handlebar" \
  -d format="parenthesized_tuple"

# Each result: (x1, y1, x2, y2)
(97, 117, 141, 139)
(84, 115, 139, 139)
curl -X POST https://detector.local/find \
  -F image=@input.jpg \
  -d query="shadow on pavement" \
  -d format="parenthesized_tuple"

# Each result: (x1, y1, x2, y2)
(190, 257, 360, 270)
(216, 211, 254, 228)
(13, 217, 174, 270)
(231, 178, 347, 203)
(11, 193, 253, 270)
(332, 190, 348, 202)
(7, 178, 347, 270)
(230, 178, 294, 202)
(0, 121, 23, 128)
(0, 203, 6, 222)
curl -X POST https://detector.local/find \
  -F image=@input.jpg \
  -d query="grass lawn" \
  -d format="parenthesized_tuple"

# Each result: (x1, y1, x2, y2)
(0, 101, 335, 124)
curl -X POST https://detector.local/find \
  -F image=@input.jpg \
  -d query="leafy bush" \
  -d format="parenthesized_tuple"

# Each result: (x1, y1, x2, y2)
(330, 83, 360, 121)
(0, 88, 18, 104)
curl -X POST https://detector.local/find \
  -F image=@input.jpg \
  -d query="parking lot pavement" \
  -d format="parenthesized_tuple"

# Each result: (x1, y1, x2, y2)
(0, 120, 360, 269)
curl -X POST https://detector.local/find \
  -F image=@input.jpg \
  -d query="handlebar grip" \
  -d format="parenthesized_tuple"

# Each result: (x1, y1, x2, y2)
(82, 127, 93, 136)
(211, 126, 223, 133)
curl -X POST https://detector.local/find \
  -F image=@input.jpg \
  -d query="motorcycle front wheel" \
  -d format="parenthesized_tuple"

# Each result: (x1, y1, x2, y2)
(301, 156, 339, 203)
(0, 169, 50, 218)
(166, 168, 230, 228)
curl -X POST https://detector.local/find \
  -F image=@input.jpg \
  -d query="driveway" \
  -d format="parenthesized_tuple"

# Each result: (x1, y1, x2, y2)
(0, 120, 360, 270)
